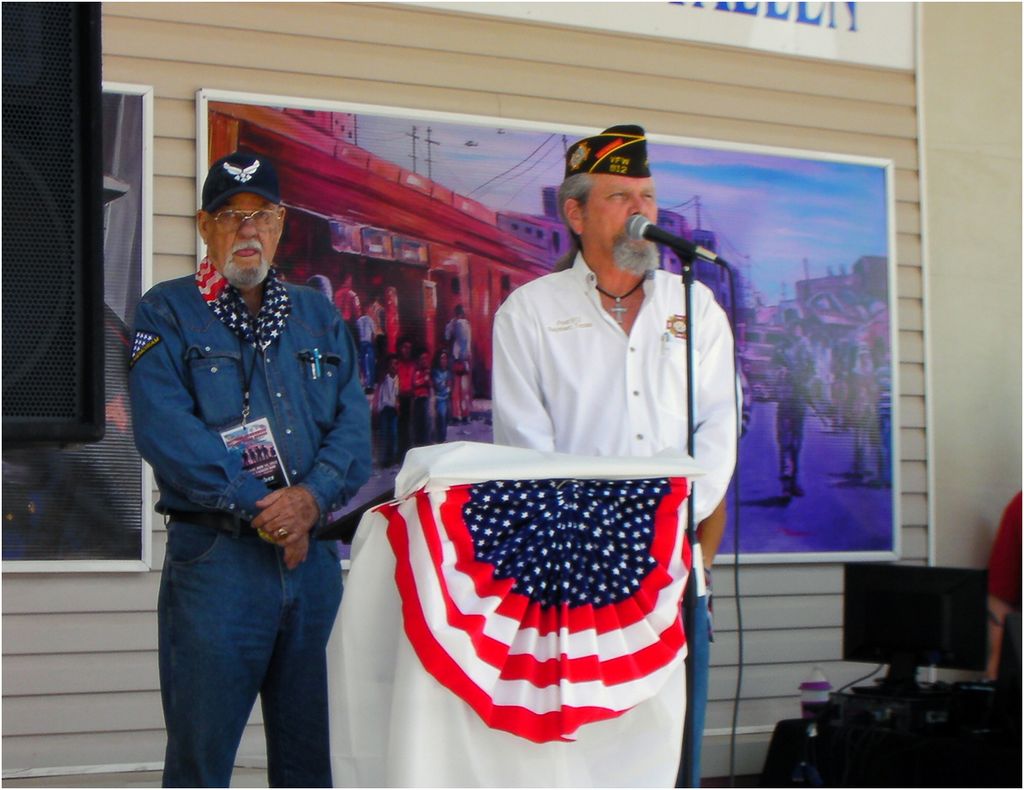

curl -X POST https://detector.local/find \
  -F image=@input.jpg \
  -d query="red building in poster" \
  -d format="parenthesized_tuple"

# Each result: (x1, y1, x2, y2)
(208, 102, 558, 399)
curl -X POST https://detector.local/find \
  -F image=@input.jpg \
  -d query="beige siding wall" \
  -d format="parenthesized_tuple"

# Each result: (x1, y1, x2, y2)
(920, 2, 1022, 567)
(3, 1, 1015, 781)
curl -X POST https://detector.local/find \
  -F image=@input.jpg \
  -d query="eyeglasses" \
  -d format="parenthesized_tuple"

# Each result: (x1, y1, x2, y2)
(211, 208, 282, 232)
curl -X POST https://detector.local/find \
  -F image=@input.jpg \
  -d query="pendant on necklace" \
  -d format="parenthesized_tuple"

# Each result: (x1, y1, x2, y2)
(596, 279, 643, 325)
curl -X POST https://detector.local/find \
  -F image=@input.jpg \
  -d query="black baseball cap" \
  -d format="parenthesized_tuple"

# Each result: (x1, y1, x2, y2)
(201, 150, 281, 213)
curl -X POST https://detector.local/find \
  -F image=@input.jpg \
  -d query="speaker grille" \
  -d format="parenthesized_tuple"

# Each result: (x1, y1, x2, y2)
(2, 3, 103, 441)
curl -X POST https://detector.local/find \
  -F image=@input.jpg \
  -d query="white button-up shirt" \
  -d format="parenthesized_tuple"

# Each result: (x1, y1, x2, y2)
(492, 254, 737, 522)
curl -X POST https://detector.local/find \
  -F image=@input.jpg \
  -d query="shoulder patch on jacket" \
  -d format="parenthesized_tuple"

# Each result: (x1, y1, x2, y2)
(130, 330, 161, 368)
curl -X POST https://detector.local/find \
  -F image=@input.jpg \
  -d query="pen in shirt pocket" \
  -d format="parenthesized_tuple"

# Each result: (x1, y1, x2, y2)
(297, 349, 320, 379)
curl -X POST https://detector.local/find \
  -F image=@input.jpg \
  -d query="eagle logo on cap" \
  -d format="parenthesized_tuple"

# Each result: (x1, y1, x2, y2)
(568, 142, 590, 172)
(223, 160, 260, 183)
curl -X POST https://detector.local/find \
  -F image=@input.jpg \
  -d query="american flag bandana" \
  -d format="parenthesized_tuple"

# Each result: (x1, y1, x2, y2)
(380, 475, 692, 743)
(195, 257, 291, 350)
(196, 256, 228, 302)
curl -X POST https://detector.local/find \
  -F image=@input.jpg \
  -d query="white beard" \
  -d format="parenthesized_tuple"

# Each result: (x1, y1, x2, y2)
(223, 242, 270, 289)
(612, 235, 659, 275)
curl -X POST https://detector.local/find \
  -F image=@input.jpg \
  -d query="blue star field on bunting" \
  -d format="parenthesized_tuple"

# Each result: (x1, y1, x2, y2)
(462, 478, 671, 609)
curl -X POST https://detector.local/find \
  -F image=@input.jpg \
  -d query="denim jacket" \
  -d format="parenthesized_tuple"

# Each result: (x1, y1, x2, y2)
(129, 274, 371, 526)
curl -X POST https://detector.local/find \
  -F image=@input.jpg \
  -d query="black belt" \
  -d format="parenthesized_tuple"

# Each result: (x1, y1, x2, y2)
(164, 509, 252, 535)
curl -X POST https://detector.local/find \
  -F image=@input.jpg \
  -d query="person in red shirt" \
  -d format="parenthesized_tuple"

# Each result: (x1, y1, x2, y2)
(333, 272, 361, 323)
(396, 338, 416, 461)
(986, 490, 1021, 679)
(412, 349, 433, 447)
(384, 285, 400, 355)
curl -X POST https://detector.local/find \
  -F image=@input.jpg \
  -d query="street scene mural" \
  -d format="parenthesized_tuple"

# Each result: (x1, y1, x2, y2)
(202, 94, 895, 560)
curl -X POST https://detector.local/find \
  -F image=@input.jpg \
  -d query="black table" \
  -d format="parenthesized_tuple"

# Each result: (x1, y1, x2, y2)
(761, 716, 1020, 787)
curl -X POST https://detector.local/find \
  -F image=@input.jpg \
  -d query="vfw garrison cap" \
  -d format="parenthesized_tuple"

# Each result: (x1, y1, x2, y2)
(564, 124, 651, 179)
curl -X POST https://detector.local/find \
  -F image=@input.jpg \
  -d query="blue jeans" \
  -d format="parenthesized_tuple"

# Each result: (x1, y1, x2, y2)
(378, 406, 399, 466)
(158, 520, 342, 787)
(413, 396, 431, 446)
(359, 341, 375, 389)
(678, 583, 711, 787)
(434, 397, 450, 443)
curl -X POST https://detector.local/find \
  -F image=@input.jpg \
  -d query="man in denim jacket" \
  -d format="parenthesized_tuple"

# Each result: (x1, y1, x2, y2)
(130, 151, 371, 787)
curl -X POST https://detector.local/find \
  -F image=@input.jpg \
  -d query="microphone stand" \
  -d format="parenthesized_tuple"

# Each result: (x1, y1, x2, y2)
(677, 254, 700, 788)
(632, 217, 737, 787)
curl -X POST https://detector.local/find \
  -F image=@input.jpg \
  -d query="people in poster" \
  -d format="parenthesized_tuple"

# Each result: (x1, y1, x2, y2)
(355, 304, 377, 392)
(291, 267, 481, 477)
(411, 347, 433, 447)
(373, 354, 401, 468)
(367, 293, 387, 368)
(432, 348, 453, 443)
(849, 341, 886, 485)
(773, 319, 815, 498)
(446, 303, 473, 423)
(395, 337, 416, 460)
(333, 271, 361, 339)
(384, 285, 401, 355)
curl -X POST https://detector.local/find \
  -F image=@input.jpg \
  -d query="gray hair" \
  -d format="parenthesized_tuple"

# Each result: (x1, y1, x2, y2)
(556, 173, 593, 226)
(552, 173, 592, 271)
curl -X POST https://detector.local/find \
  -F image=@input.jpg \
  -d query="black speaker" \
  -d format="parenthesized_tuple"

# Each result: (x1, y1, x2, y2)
(2, 2, 105, 445)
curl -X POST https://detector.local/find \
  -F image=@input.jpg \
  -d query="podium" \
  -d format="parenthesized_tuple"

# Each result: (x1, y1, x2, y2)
(328, 442, 704, 787)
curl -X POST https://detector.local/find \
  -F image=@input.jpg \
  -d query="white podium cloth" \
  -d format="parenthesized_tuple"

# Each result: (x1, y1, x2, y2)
(392, 441, 704, 497)
(328, 442, 704, 787)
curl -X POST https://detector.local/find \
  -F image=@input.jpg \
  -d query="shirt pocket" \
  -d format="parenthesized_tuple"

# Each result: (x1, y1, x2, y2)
(654, 337, 689, 428)
(297, 349, 342, 432)
(185, 346, 244, 430)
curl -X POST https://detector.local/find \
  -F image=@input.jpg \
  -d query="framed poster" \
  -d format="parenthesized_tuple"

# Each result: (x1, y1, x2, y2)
(197, 89, 898, 562)
(2, 83, 154, 571)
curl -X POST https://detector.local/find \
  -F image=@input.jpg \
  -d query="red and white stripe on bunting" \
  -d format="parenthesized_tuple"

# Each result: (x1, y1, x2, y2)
(381, 476, 693, 743)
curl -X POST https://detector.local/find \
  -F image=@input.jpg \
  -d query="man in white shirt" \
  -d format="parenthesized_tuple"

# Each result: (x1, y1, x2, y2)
(492, 124, 737, 786)
(355, 307, 377, 392)
(373, 355, 401, 468)
(445, 303, 473, 423)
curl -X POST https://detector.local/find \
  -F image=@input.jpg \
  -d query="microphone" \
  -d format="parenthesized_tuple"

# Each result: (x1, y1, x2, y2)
(625, 214, 729, 267)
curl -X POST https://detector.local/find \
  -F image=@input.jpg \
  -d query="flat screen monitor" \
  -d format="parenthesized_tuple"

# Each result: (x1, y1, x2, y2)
(843, 563, 988, 692)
